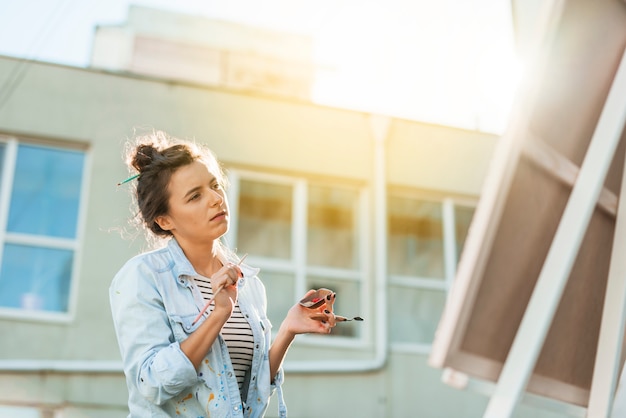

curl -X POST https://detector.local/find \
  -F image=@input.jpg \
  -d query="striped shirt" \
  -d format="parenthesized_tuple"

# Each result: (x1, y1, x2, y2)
(194, 275, 254, 392)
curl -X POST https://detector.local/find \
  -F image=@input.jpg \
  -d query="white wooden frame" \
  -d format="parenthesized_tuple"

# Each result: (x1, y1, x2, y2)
(483, 47, 626, 418)
(430, 0, 626, 414)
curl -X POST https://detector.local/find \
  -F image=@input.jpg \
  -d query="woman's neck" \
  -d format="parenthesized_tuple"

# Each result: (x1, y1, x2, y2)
(175, 236, 221, 277)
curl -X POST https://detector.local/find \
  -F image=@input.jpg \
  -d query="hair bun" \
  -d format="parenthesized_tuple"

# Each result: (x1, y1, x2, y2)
(132, 144, 160, 172)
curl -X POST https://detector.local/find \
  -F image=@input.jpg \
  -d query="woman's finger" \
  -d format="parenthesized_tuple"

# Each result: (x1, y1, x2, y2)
(299, 288, 333, 309)
(309, 311, 336, 328)
(310, 313, 327, 321)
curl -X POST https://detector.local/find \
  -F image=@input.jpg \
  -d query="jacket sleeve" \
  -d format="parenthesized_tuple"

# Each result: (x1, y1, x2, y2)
(109, 259, 198, 405)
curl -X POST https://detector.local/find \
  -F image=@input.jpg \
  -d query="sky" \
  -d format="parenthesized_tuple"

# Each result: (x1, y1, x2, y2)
(0, 0, 524, 134)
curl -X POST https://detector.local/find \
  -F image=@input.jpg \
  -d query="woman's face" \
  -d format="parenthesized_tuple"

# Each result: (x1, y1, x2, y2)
(155, 160, 229, 245)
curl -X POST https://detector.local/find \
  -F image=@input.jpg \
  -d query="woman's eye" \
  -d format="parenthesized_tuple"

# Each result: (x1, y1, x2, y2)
(189, 193, 200, 201)
(212, 183, 223, 190)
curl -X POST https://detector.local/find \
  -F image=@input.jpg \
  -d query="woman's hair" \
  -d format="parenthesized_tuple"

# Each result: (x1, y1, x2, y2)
(123, 130, 229, 244)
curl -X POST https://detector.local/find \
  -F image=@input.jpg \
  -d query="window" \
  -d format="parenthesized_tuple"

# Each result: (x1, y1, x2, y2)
(0, 137, 87, 318)
(387, 192, 475, 352)
(227, 170, 367, 343)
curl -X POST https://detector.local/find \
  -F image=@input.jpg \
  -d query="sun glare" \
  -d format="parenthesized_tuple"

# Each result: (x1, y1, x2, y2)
(310, 0, 523, 135)
(134, 0, 524, 135)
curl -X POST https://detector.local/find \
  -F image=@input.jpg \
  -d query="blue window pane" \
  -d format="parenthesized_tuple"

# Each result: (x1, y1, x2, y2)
(7, 144, 84, 238)
(0, 243, 73, 312)
(0, 142, 5, 188)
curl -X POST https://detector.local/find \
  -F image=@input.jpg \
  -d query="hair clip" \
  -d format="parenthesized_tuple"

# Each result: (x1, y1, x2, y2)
(117, 173, 139, 186)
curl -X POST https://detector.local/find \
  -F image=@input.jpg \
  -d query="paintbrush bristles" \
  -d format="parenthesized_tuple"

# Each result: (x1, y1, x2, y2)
(330, 315, 364, 322)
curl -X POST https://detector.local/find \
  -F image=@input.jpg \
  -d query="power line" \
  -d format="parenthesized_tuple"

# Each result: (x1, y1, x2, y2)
(0, 0, 79, 111)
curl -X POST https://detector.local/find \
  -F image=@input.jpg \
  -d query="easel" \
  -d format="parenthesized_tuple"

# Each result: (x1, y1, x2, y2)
(482, 48, 626, 418)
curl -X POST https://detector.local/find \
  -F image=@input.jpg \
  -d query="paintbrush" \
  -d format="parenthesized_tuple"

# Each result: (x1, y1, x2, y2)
(191, 253, 247, 325)
(310, 313, 364, 322)
(335, 315, 364, 322)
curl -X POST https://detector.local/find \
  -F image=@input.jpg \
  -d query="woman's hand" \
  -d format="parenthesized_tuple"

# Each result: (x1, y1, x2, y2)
(269, 289, 337, 379)
(279, 289, 337, 337)
(209, 263, 242, 318)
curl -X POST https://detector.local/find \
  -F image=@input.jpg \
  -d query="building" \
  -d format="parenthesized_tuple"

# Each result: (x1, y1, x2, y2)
(0, 5, 573, 418)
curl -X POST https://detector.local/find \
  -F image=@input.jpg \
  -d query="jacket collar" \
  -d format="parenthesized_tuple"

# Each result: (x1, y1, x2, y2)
(166, 238, 260, 280)
(166, 238, 197, 279)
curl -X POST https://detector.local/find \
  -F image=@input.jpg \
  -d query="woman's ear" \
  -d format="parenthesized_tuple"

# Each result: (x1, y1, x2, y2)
(155, 215, 173, 231)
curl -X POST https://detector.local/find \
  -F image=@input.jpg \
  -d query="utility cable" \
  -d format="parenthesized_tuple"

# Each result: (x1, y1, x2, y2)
(0, 0, 79, 111)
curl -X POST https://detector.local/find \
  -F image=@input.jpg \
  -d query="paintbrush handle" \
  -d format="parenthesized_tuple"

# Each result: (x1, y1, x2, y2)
(191, 286, 224, 325)
(191, 254, 247, 326)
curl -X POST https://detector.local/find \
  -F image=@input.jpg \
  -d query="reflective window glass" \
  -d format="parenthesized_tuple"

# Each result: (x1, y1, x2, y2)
(8, 144, 84, 238)
(0, 141, 85, 316)
(307, 276, 361, 338)
(388, 285, 446, 344)
(388, 196, 444, 278)
(0, 142, 5, 187)
(237, 180, 292, 259)
(455, 205, 475, 261)
(261, 271, 295, 330)
(0, 243, 73, 312)
(307, 185, 358, 269)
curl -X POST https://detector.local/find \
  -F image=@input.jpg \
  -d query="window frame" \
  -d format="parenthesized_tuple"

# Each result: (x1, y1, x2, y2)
(226, 168, 371, 349)
(387, 189, 477, 354)
(0, 135, 90, 323)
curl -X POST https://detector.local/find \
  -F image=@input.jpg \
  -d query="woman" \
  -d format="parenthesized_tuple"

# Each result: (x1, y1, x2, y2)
(110, 131, 335, 417)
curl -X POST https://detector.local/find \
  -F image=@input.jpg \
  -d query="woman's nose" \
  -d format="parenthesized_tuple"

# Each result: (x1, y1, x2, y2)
(208, 188, 224, 205)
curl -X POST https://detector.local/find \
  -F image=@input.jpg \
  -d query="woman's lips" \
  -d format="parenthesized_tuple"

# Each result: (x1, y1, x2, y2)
(211, 211, 226, 221)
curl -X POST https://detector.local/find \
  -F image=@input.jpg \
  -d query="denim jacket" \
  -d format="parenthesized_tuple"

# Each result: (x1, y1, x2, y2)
(109, 239, 287, 417)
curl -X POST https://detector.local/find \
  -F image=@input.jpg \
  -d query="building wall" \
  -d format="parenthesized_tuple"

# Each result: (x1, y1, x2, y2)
(91, 6, 316, 100)
(0, 56, 573, 418)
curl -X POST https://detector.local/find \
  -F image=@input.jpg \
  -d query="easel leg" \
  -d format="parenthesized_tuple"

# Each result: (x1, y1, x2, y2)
(483, 48, 626, 418)
(587, 129, 626, 417)
(610, 366, 626, 417)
